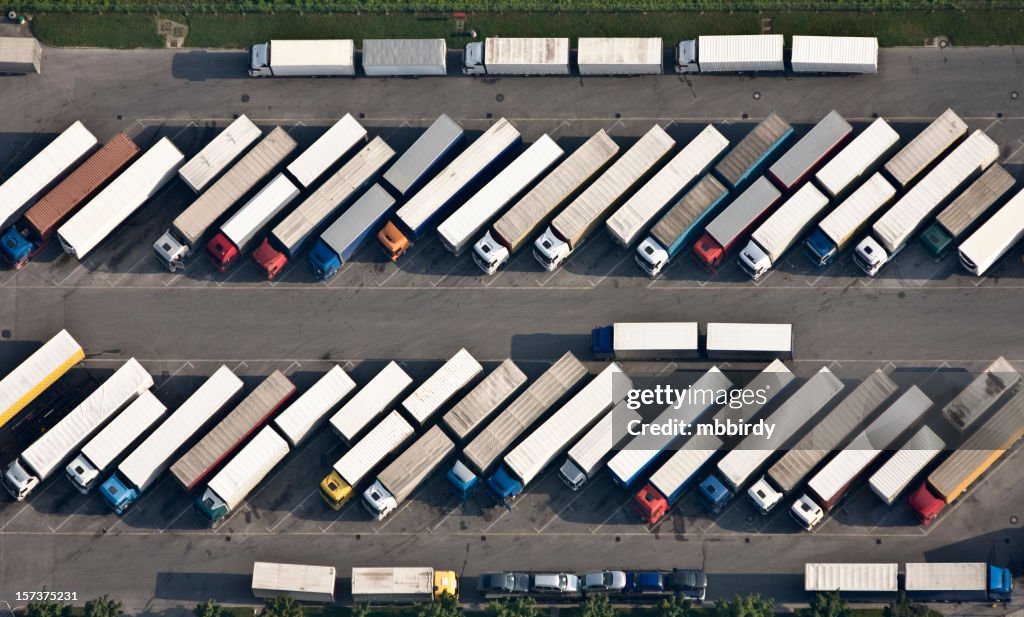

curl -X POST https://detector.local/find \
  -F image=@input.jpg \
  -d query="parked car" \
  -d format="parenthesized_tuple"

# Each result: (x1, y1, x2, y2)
(477, 572, 530, 596)
(530, 573, 581, 598)
(666, 569, 708, 602)
(581, 570, 627, 594)
(625, 571, 666, 594)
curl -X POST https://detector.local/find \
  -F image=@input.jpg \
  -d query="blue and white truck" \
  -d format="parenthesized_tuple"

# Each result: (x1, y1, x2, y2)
(307, 184, 398, 280)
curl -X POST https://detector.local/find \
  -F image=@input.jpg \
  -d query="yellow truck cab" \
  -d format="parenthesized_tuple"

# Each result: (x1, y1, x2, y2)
(319, 470, 354, 510)
(434, 570, 459, 600)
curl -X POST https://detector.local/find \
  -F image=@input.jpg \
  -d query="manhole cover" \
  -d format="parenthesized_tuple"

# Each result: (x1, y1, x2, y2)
(752, 92, 761, 100)
(745, 514, 754, 523)
(741, 113, 749, 119)
(1012, 91, 1020, 100)
(1011, 515, 1019, 525)
(495, 93, 504, 102)
(240, 94, 250, 103)
(1, 329, 9, 339)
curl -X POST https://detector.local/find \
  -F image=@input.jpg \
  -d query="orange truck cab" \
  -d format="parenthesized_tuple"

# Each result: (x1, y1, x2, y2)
(252, 238, 288, 280)
(377, 221, 411, 261)
(206, 233, 239, 272)
(634, 483, 669, 524)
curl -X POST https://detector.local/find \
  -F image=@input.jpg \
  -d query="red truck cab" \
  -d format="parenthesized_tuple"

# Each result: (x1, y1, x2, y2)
(377, 221, 410, 261)
(692, 233, 724, 271)
(634, 484, 668, 524)
(252, 238, 287, 280)
(206, 233, 239, 273)
(907, 482, 945, 525)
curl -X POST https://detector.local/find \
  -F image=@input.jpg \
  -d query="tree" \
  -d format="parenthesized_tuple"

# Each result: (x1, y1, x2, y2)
(195, 599, 224, 617)
(580, 594, 615, 617)
(262, 595, 304, 617)
(26, 597, 69, 617)
(351, 603, 372, 617)
(84, 595, 123, 617)
(884, 593, 942, 617)
(660, 595, 695, 617)
(806, 591, 849, 617)
(488, 596, 539, 617)
(416, 592, 462, 617)
(715, 594, 775, 617)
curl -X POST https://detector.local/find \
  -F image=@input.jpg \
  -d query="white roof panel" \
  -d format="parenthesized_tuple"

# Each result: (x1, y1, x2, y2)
(273, 366, 356, 447)
(402, 349, 483, 425)
(332, 410, 413, 485)
(613, 322, 699, 354)
(817, 173, 896, 247)
(329, 362, 412, 443)
(815, 118, 899, 197)
(179, 115, 262, 193)
(206, 425, 289, 510)
(791, 36, 878, 74)
(868, 425, 945, 504)
(884, 109, 967, 188)
(805, 563, 898, 592)
(697, 35, 784, 72)
(706, 323, 793, 354)
(442, 360, 527, 442)
(0, 330, 83, 425)
(79, 390, 166, 472)
(286, 114, 367, 188)
(219, 173, 300, 248)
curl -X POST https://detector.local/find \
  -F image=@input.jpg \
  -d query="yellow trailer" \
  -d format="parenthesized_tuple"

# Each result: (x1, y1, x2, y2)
(0, 330, 84, 431)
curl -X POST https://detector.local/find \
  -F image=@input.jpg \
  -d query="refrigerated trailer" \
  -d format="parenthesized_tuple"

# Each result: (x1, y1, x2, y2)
(441, 360, 527, 443)
(739, 183, 830, 280)
(206, 173, 300, 271)
(272, 366, 356, 448)
(693, 177, 782, 270)
(920, 164, 1015, 260)
(178, 115, 262, 193)
(351, 567, 458, 604)
(904, 563, 1014, 602)
(767, 110, 852, 191)
(361, 39, 447, 76)
(382, 115, 464, 197)
(153, 127, 297, 272)
(286, 114, 368, 189)
(958, 187, 1024, 276)
(790, 36, 879, 74)
(362, 425, 455, 520)
(402, 349, 482, 426)
(0, 329, 84, 432)
(884, 109, 968, 188)
(577, 38, 663, 75)
(814, 118, 899, 199)
(804, 563, 898, 602)
(306, 184, 397, 280)
(3, 358, 153, 500)
(675, 35, 784, 73)
(319, 410, 414, 509)
(0, 37, 41, 74)
(942, 357, 1020, 432)
(590, 322, 699, 361)
(196, 425, 290, 525)
(379, 118, 521, 260)
(248, 40, 355, 78)
(473, 130, 619, 274)
(99, 366, 244, 514)
(559, 401, 641, 490)
(463, 37, 570, 76)
(705, 322, 794, 361)
(252, 562, 336, 603)
(868, 426, 945, 506)
(803, 173, 897, 267)
(713, 113, 792, 190)
(534, 124, 674, 270)
(328, 361, 412, 444)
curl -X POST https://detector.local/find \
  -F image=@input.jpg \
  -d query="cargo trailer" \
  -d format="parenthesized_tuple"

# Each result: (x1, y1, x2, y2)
(441, 360, 527, 443)
(693, 177, 782, 270)
(803, 173, 897, 267)
(178, 115, 262, 193)
(958, 187, 1024, 276)
(362, 425, 455, 520)
(473, 130, 618, 274)
(590, 322, 699, 361)
(0, 37, 41, 74)
(559, 401, 642, 491)
(767, 110, 852, 191)
(286, 114, 367, 189)
(328, 361, 412, 444)
(804, 563, 898, 602)
(739, 183, 830, 280)
(401, 349, 482, 425)
(676, 35, 784, 73)
(920, 164, 1014, 260)
(463, 37, 570, 76)
(577, 38, 663, 75)
(307, 184, 396, 280)
(361, 39, 447, 76)
(272, 366, 356, 448)
(713, 113, 793, 190)
(196, 425, 290, 525)
(904, 563, 1013, 602)
(382, 115, 464, 197)
(0, 329, 84, 432)
(351, 567, 458, 604)
(867, 426, 945, 505)
(206, 173, 300, 272)
(319, 410, 414, 509)
(705, 322, 793, 361)
(814, 118, 899, 199)
(942, 357, 1020, 432)
(252, 562, 336, 603)
(884, 109, 967, 188)
(790, 36, 879, 74)
(249, 40, 355, 77)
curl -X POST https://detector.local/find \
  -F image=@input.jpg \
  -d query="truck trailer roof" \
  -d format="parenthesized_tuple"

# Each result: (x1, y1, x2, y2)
(329, 361, 412, 443)
(77, 390, 167, 474)
(805, 563, 898, 592)
(332, 410, 414, 486)
(958, 187, 1024, 276)
(317, 184, 396, 263)
(577, 37, 663, 75)
(0, 330, 84, 430)
(767, 110, 852, 190)
(442, 360, 527, 442)
(697, 35, 784, 73)
(178, 115, 262, 193)
(205, 425, 289, 512)
(790, 36, 878, 74)
(272, 366, 356, 448)
(383, 114, 463, 196)
(252, 562, 336, 603)
(361, 39, 447, 76)
(814, 117, 899, 198)
(401, 349, 482, 425)
(884, 109, 967, 188)
(714, 113, 792, 188)
(648, 174, 729, 253)
(868, 425, 945, 505)
(932, 163, 1015, 239)
(817, 173, 896, 248)
(286, 114, 367, 188)
(376, 425, 455, 503)
(942, 356, 1020, 432)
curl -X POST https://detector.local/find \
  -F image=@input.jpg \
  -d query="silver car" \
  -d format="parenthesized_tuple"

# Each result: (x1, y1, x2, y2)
(530, 572, 581, 597)
(581, 570, 627, 594)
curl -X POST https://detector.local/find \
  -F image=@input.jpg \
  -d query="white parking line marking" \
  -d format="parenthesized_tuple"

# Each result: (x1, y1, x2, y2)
(267, 487, 320, 533)
(536, 480, 595, 534)
(589, 495, 633, 534)
(160, 503, 194, 532)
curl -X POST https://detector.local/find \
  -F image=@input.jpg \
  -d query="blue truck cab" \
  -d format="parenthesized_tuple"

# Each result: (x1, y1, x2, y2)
(698, 474, 732, 513)
(100, 474, 138, 515)
(989, 565, 1013, 601)
(447, 460, 479, 499)
(591, 326, 614, 360)
(1, 227, 36, 269)
(308, 239, 341, 281)
(803, 228, 839, 268)
(486, 465, 523, 505)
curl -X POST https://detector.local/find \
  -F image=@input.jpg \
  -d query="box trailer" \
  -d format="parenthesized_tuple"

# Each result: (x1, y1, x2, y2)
(450, 352, 587, 498)
(693, 177, 782, 270)
(590, 322, 699, 361)
(814, 118, 899, 199)
(490, 364, 630, 503)
(178, 115, 262, 193)
(474, 130, 619, 274)
(463, 37, 570, 76)
(791, 36, 879, 74)
(154, 127, 297, 272)
(320, 410, 414, 509)
(2, 358, 153, 500)
(607, 367, 733, 488)
(0, 120, 97, 232)
(206, 173, 300, 272)
(402, 348, 482, 425)
(382, 114, 464, 197)
(1, 134, 139, 269)
(559, 401, 642, 490)
(170, 370, 296, 491)
(362, 425, 455, 520)
(328, 361, 412, 444)
(767, 110, 852, 191)
(921, 164, 1015, 260)
(676, 35, 784, 73)
(99, 366, 243, 514)
(904, 563, 1013, 602)
(252, 562, 336, 603)
(793, 386, 932, 530)
(607, 125, 729, 248)
(286, 114, 368, 189)
(58, 137, 184, 260)
(868, 426, 945, 505)
(255, 137, 394, 279)
(958, 187, 1024, 276)
(442, 360, 527, 443)
(855, 130, 998, 276)
(65, 390, 166, 494)
(351, 567, 458, 604)
(943, 357, 1020, 432)
(307, 184, 397, 280)
(272, 366, 356, 448)
(804, 563, 898, 601)
(534, 124, 674, 270)
(803, 173, 897, 267)
(884, 109, 967, 188)
(577, 38, 663, 75)
(714, 113, 793, 190)
(705, 322, 793, 361)
(640, 434, 722, 524)
(739, 183, 830, 280)
(249, 40, 355, 77)
(699, 367, 844, 512)
(0, 37, 41, 74)
(438, 135, 564, 256)
(379, 118, 521, 260)
(362, 39, 447, 76)
(0, 329, 84, 432)
(196, 425, 290, 526)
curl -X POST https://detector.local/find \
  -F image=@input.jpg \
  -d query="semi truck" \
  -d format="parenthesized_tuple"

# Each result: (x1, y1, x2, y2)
(252, 562, 336, 603)
(958, 187, 1024, 276)
(675, 35, 784, 73)
(488, 364, 630, 504)
(178, 115, 262, 193)
(0, 329, 84, 432)
(449, 352, 587, 498)
(534, 125, 675, 270)
(754, 370, 898, 514)
(814, 118, 899, 199)
(437, 135, 564, 256)
(362, 39, 447, 76)
(590, 322, 699, 361)
(942, 357, 1020, 432)
(473, 130, 619, 275)
(635, 174, 730, 277)
(577, 38, 663, 75)
(692, 177, 782, 271)
(854, 130, 999, 276)
(699, 367, 844, 513)
(382, 115, 464, 197)
(254, 137, 395, 279)
(909, 386, 1024, 524)
(606, 125, 729, 248)
(1, 134, 139, 269)
(441, 359, 527, 443)
(319, 410, 414, 510)
(401, 348, 482, 426)
(378, 118, 521, 260)
(272, 365, 356, 448)
(206, 173, 300, 272)
(351, 567, 458, 604)
(153, 127, 297, 272)
(607, 367, 733, 488)
(307, 184, 397, 280)
(362, 425, 455, 520)
(328, 361, 412, 444)
(705, 322, 794, 361)
(2, 358, 153, 501)
(802, 173, 897, 267)
(791, 386, 933, 530)
(805, 563, 898, 602)
(65, 390, 166, 494)
(463, 37, 570, 76)
(920, 164, 1015, 260)
(0, 120, 97, 232)
(739, 183, 831, 280)
(767, 110, 852, 191)
(884, 109, 968, 189)
(867, 426, 946, 506)
(99, 366, 244, 514)
(58, 137, 185, 260)
(286, 114, 368, 189)
(790, 36, 879, 74)
(170, 370, 296, 491)
(196, 425, 290, 526)
(558, 401, 642, 490)
(0, 36, 41, 74)
(904, 563, 1013, 602)
(713, 113, 792, 190)
(249, 40, 355, 77)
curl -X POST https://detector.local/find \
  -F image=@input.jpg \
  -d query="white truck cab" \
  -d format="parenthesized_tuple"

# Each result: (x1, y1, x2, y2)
(853, 236, 889, 276)
(636, 237, 669, 277)
(738, 241, 772, 281)
(153, 231, 189, 272)
(2, 461, 38, 501)
(248, 43, 272, 77)
(463, 42, 485, 75)
(746, 477, 782, 514)
(790, 494, 824, 530)
(533, 227, 569, 271)
(361, 479, 398, 521)
(675, 40, 699, 73)
(65, 454, 101, 494)
(473, 231, 509, 275)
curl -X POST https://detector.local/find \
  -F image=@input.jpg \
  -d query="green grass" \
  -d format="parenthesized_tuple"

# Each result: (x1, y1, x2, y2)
(31, 12, 163, 47)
